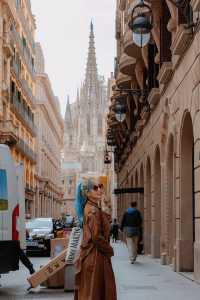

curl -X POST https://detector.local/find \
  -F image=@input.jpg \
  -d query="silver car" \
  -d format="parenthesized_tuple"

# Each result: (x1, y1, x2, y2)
(26, 218, 54, 256)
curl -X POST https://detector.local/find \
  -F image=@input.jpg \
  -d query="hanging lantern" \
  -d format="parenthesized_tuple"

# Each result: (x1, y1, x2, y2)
(104, 150, 112, 165)
(113, 95, 127, 123)
(128, 0, 153, 48)
(107, 130, 116, 146)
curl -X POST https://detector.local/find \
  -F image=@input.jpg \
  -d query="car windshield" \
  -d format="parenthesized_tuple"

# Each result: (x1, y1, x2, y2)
(26, 218, 52, 230)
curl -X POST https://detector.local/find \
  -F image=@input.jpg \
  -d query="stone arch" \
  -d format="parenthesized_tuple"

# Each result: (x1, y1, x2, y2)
(178, 111, 194, 271)
(145, 156, 152, 254)
(166, 133, 175, 264)
(152, 146, 161, 258)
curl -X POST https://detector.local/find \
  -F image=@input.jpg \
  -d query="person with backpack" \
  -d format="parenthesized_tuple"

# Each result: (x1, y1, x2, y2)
(120, 201, 142, 264)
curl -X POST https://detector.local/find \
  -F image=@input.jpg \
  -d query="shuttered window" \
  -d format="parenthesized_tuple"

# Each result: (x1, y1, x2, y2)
(160, 0, 172, 65)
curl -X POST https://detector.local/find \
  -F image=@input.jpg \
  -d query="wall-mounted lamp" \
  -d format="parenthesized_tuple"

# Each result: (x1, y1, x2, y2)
(128, 0, 153, 48)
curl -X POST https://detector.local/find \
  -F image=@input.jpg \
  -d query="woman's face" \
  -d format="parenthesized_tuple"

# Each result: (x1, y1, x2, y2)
(87, 183, 102, 202)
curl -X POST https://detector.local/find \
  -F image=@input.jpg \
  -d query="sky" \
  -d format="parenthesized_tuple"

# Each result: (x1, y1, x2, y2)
(31, 0, 116, 116)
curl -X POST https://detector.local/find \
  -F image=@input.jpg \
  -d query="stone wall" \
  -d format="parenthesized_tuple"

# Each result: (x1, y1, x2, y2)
(117, 26, 200, 280)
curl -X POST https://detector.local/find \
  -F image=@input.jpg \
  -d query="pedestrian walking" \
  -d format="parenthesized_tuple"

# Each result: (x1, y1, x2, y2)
(110, 219, 119, 243)
(121, 201, 142, 264)
(74, 176, 117, 300)
(18, 247, 35, 274)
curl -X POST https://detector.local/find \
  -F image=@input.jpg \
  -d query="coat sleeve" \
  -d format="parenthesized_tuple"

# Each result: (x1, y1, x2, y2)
(87, 210, 114, 258)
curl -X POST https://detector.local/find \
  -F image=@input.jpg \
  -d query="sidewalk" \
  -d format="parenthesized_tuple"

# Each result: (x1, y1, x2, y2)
(112, 242, 200, 300)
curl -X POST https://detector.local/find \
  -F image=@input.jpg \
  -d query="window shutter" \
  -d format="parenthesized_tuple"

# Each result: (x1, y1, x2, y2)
(148, 43, 159, 90)
(160, 0, 172, 65)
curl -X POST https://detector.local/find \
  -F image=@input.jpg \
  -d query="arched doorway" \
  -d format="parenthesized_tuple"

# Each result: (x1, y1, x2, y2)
(145, 157, 152, 254)
(179, 112, 194, 271)
(166, 135, 175, 264)
(152, 147, 161, 258)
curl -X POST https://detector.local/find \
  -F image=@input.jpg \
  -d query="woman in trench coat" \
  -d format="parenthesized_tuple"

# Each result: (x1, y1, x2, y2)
(74, 177, 117, 300)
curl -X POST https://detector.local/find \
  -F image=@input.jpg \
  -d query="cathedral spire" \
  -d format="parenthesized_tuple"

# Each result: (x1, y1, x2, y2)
(85, 21, 98, 86)
(65, 95, 73, 129)
(76, 88, 79, 103)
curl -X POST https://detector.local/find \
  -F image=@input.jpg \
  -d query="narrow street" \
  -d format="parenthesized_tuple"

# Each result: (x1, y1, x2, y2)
(1, 243, 200, 300)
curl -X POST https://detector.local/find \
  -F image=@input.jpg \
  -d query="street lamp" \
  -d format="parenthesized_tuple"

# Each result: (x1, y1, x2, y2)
(107, 135, 116, 147)
(128, 0, 153, 48)
(104, 149, 112, 165)
(113, 95, 127, 123)
(106, 129, 115, 146)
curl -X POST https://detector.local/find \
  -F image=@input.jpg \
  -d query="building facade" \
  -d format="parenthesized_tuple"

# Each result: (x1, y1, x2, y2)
(35, 43, 64, 219)
(0, 0, 37, 216)
(63, 22, 107, 215)
(108, 0, 200, 282)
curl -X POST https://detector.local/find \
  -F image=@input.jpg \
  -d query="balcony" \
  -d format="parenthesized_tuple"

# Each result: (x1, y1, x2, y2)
(11, 61, 36, 108)
(10, 28, 35, 79)
(0, 120, 18, 146)
(148, 88, 160, 110)
(124, 27, 142, 59)
(10, 94, 37, 137)
(18, 8, 36, 51)
(25, 184, 35, 194)
(21, 79, 36, 107)
(116, 72, 132, 89)
(16, 137, 37, 164)
(171, 24, 192, 57)
(157, 62, 173, 85)
(119, 53, 136, 76)
(3, 34, 14, 58)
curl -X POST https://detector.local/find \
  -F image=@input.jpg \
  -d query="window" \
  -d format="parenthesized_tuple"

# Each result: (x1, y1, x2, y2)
(15, 0, 21, 9)
(87, 115, 90, 135)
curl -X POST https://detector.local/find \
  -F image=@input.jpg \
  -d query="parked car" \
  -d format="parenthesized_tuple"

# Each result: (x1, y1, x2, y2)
(26, 218, 54, 256)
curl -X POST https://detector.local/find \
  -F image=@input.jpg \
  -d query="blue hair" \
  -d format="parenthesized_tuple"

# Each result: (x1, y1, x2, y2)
(74, 182, 87, 226)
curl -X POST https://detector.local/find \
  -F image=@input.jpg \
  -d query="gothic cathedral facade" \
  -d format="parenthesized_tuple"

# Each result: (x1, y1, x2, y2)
(62, 22, 107, 215)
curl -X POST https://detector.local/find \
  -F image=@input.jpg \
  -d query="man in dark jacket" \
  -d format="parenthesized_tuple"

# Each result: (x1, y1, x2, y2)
(121, 201, 142, 263)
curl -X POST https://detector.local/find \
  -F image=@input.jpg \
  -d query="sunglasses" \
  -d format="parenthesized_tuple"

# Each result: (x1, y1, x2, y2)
(93, 184, 104, 191)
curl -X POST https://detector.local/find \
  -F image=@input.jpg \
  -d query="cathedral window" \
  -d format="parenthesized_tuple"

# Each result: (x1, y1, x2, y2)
(98, 116, 102, 136)
(87, 115, 90, 135)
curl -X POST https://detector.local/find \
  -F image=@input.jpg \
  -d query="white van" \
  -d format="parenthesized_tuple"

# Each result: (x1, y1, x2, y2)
(0, 144, 25, 274)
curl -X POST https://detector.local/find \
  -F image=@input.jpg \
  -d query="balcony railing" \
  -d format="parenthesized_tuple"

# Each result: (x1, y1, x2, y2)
(3, 33, 14, 58)
(25, 184, 35, 194)
(16, 137, 37, 164)
(16, 4, 36, 51)
(0, 120, 18, 146)
(11, 94, 37, 136)
(11, 61, 36, 108)
(21, 79, 36, 106)
(10, 27, 35, 78)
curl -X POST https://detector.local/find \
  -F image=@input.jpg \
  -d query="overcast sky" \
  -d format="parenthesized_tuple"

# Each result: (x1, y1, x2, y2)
(31, 0, 116, 116)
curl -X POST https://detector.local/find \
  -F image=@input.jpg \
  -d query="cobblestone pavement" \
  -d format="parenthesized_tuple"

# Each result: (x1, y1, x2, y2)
(1, 243, 200, 299)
